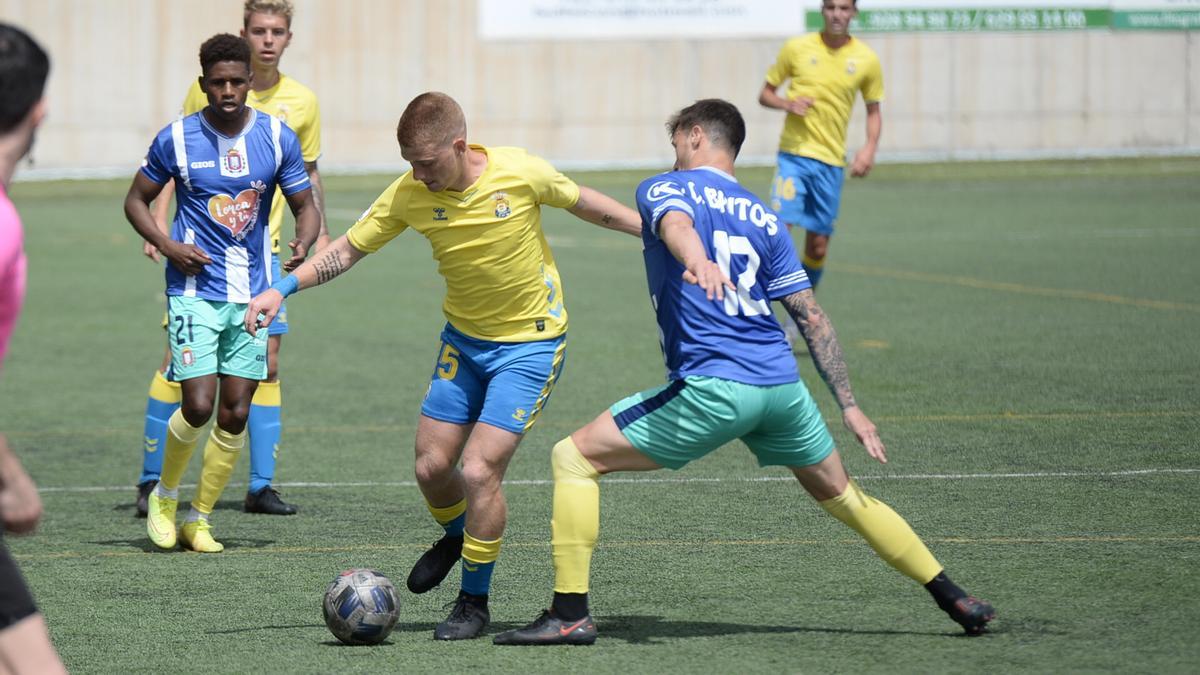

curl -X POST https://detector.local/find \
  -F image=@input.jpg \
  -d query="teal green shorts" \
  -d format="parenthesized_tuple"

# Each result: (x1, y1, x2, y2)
(166, 296, 267, 381)
(610, 375, 835, 469)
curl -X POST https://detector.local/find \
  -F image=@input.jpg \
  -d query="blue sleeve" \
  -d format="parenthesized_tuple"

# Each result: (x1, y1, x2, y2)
(138, 129, 175, 186)
(763, 218, 812, 299)
(276, 127, 311, 196)
(636, 174, 695, 239)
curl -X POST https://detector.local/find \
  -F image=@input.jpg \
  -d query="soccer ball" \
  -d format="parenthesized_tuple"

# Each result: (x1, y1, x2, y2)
(322, 569, 400, 645)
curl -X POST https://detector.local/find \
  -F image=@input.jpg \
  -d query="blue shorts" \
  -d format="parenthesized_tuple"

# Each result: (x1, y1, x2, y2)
(611, 375, 835, 470)
(421, 323, 567, 434)
(770, 153, 844, 236)
(268, 253, 289, 336)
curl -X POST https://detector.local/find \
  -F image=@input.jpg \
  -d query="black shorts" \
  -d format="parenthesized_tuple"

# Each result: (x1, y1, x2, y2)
(0, 540, 37, 629)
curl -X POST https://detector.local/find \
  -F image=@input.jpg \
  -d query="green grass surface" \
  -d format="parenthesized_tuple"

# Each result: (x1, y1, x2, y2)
(3, 158, 1198, 673)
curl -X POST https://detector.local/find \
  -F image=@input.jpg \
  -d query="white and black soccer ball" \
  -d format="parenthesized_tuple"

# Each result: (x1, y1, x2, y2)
(322, 568, 400, 645)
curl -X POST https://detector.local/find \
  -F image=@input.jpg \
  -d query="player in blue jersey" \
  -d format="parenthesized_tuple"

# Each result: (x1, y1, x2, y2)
(123, 34, 319, 553)
(495, 99, 994, 646)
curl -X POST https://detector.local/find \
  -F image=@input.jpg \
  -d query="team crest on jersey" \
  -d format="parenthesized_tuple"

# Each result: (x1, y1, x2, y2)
(493, 192, 511, 218)
(221, 147, 249, 178)
(207, 179, 267, 240)
(274, 104, 290, 124)
(511, 408, 528, 423)
(846, 60, 857, 74)
(180, 347, 195, 367)
(810, 56, 818, 66)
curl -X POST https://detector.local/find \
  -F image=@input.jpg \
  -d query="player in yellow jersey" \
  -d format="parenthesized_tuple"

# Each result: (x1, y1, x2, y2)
(760, 0, 883, 342)
(245, 92, 641, 640)
(135, 0, 327, 518)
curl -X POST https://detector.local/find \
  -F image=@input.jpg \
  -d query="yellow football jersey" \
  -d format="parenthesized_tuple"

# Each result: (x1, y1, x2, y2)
(347, 146, 581, 343)
(764, 33, 883, 167)
(184, 73, 321, 251)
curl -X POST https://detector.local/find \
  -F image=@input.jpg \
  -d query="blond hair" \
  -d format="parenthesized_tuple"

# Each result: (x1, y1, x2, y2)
(396, 92, 467, 149)
(244, 0, 294, 27)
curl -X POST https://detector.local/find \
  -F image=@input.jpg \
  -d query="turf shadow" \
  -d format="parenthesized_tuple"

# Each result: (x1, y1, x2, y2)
(595, 614, 962, 643)
(88, 537, 277, 552)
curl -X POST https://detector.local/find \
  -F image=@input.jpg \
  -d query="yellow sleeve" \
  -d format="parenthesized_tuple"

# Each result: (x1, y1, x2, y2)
(524, 153, 580, 209)
(860, 55, 885, 103)
(345, 179, 411, 253)
(297, 94, 322, 163)
(182, 81, 206, 115)
(764, 39, 796, 87)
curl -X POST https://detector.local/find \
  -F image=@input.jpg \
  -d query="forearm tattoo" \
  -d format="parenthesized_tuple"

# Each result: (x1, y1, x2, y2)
(313, 249, 346, 285)
(780, 290, 857, 410)
(601, 213, 613, 226)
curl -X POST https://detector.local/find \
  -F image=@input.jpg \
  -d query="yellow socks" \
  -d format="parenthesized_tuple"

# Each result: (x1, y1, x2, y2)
(160, 409, 204, 490)
(550, 437, 601, 594)
(192, 426, 245, 515)
(819, 481, 942, 584)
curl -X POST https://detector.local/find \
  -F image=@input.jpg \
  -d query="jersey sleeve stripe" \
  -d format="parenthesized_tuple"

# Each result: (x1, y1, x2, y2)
(270, 115, 283, 172)
(766, 270, 809, 291)
(649, 198, 694, 237)
(170, 119, 191, 191)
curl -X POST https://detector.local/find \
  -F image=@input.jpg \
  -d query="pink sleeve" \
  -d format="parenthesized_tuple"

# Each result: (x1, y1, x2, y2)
(0, 191, 26, 369)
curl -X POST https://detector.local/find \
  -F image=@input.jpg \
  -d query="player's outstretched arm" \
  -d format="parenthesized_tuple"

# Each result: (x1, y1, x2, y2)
(283, 187, 321, 271)
(124, 173, 212, 276)
(779, 289, 887, 462)
(658, 211, 734, 301)
(567, 186, 642, 237)
(243, 234, 368, 335)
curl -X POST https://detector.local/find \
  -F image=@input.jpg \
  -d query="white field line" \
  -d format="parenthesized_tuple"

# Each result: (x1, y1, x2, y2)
(37, 467, 1200, 494)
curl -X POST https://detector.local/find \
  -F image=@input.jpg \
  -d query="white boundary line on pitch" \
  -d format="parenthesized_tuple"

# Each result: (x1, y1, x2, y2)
(36, 467, 1200, 494)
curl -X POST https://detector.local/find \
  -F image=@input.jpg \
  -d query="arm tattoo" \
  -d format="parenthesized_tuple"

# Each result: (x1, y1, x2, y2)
(601, 213, 613, 226)
(312, 249, 346, 285)
(780, 290, 857, 410)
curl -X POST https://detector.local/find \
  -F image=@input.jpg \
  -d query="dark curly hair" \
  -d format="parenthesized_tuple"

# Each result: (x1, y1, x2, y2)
(666, 99, 746, 158)
(0, 23, 50, 134)
(198, 33, 251, 78)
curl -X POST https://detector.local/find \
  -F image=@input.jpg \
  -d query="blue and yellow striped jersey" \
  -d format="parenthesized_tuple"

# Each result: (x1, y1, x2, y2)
(347, 145, 581, 342)
(184, 73, 321, 251)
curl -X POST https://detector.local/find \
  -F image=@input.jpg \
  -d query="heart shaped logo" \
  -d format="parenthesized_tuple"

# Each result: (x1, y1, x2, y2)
(207, 188, 260, 239)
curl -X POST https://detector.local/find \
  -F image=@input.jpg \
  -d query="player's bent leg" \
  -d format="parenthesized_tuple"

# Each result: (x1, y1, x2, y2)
(496, 412, 656, 646)
(802, 230, 829, 289)
(794, 451, 995, 634)
(137, 360, 181, 517)
(434, 423, 522, 640)
(246, 335, 296, 515)
(408, 415, 471, 594)
(147, 382, 213, 551)
(0, 614, 66, 675)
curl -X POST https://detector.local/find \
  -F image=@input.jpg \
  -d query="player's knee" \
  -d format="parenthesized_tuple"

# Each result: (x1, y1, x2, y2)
(216, 398, 251, 431)
(180, 399, 214, 427)
(552, 437, 599, 482)
(460, 457, 503, 494)
(413, 450, 455, 487)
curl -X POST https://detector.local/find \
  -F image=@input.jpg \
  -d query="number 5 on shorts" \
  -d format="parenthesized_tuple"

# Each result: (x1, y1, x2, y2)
(437, 343, 459, 380)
